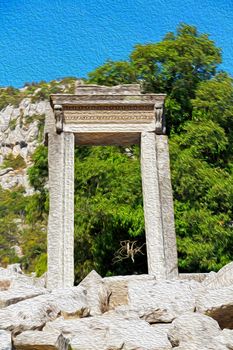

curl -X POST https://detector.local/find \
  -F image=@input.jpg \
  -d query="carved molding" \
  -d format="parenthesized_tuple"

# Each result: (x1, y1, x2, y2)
(63, 104, 154, 111)
(54, 104, 63, 134)
(64, 109, 155, 124)
(154, 105, 165, 134)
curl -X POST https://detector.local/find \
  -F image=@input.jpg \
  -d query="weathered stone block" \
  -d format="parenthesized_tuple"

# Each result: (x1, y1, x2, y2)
(0, 286, 48, 308)
(102, 274, 155, 310)
(45, 315, 172, 350)
(0, 294, 60, 333)
(0, 330, 11, 350)
(13, 331, 69, 350)
(126, 279, 199, 323)
(196, 285, 233, 329)
(202, 261, 233, 289)
(167, 312, 221, 347)
(79, 270, 110, 315)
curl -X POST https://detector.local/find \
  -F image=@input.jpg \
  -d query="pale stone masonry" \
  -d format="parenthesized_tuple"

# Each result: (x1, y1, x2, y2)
(46, 83, 178, 289)
(156, 135, 178, 278)
(140, 132, 166, 279)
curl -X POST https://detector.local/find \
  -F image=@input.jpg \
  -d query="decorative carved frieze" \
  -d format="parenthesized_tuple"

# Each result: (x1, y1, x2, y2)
(63, 105, 154, 111)
(64, 109, 155, 124)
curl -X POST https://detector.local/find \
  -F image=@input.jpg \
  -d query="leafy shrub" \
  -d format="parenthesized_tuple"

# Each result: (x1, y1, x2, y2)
(8, 118, 17, 130)
(0, 87, 22, 111)
(1, 154, 26, 170)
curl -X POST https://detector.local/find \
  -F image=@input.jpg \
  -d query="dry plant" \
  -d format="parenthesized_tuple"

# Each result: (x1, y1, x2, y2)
(113, 240, 146, 264)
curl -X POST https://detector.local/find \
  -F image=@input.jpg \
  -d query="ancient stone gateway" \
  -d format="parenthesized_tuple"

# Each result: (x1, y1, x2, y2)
(46, 83, 178, 289)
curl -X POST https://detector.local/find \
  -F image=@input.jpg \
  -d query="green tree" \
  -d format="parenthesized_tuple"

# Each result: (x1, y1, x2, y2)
(169, 120, 233, 271)
(88, 61, 137, 86)
(89, 23, 222, 132)
(87, 23, 233, 274)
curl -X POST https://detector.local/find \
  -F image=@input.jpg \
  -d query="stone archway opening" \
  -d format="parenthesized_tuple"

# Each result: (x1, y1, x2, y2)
(45, 83, 178, 289)
(73, 142, 147, 282)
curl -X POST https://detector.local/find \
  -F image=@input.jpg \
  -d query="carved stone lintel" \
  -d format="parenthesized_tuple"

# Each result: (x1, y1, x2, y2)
(54, 104, 63, 134)
(64, 109, 154, 124)
(154, 105, 166, 134)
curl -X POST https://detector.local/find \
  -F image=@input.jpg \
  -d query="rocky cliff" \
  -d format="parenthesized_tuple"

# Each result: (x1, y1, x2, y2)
(0, 98, 49, 194)
(0, 79, 76, 194)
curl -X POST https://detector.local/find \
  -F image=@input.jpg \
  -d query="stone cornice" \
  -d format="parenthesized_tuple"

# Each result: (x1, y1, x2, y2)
(50, 93, 166, 107)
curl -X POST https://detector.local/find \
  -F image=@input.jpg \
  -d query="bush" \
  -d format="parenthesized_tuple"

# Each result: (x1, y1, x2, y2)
(1, 154, 26, 170)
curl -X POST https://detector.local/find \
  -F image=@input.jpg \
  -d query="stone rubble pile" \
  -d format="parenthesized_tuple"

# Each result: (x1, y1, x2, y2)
(0, 263, 233, 349)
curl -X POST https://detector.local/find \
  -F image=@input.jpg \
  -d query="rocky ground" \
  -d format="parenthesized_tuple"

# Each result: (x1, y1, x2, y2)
(0, 262, 233, 349)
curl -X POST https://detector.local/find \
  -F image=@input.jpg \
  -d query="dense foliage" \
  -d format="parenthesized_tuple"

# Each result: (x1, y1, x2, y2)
(73, 146, 146, 281)
(0, 185, 47, 274)
(0, 24, 232, 280)
(87, 24, 233, 274)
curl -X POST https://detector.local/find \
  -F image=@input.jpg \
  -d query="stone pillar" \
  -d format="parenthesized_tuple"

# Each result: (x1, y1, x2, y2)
(156, 135, 178, 278)
(140, 131, 166, 279)
(47, 132, 74, 289)
(63, 133, 75, 287)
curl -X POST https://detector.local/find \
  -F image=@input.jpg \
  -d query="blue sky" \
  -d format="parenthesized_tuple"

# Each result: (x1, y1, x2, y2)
(0, 0, 232, 88)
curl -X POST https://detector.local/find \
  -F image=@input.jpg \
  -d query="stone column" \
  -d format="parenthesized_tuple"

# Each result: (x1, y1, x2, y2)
(156, 135, 178, 278)
(140, 131, 166, 279)
(63, 133, 75, 287)
(47, 132, 74, 289)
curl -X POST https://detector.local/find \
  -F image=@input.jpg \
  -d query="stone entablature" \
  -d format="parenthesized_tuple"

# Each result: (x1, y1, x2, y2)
(50, 85, 166, 136)
(46, 84, 178, 289)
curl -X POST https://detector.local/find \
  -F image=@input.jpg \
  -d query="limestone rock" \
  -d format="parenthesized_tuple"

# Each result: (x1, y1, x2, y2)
(0, 99, 50, 193)
(79, 270, 110, 315)
(126, 279, 199, 323)
(179, 273, 208, 283)
(104, 304, 141, 320)
(0, 169, 33, 194)
(13, 330, 69, 350)
(51, 286, 90, 319)
(0, 285, 48, 308)
(0, 330, 12, 350)
(0, 265, 43, 290)
(44, 317, 87, 339)
(203, 262, 233, 289)
(102, 274, 156, 310)
(168, 313, 233, 350)
(0, 285, 91, 333)
(214, 328, 233, 348)
(151, 323, 172, 332)
(2, 264, 22, 275)
(0, 265, 31, 290)
(196, 285, 233, 329)
(167, 312, 221, 347)
(45, 315, 172, 350)
(0, 280, 11, 291)
(172, 342, 230, 350)
(172, 330, 233, 350)
(0, 168, 13, 176)
(0, 294, 60, 333)
(33, 273, 47, 289)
